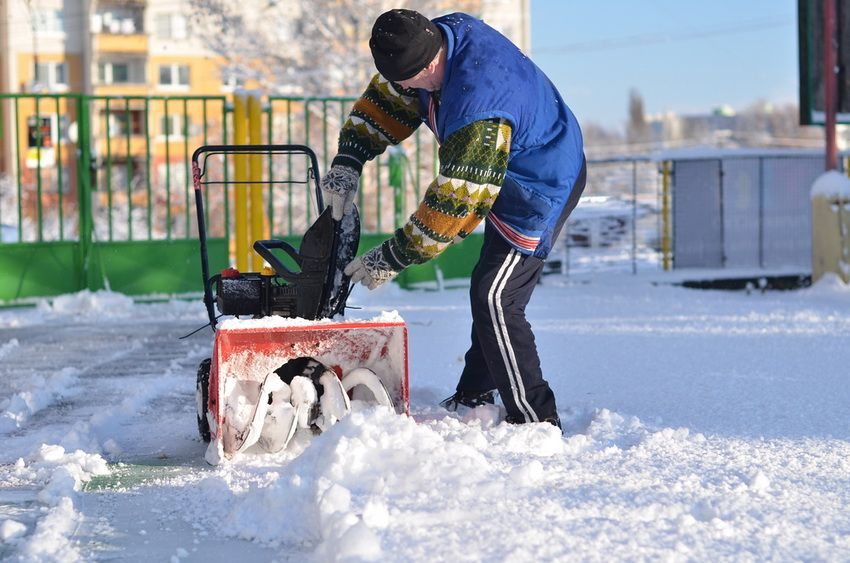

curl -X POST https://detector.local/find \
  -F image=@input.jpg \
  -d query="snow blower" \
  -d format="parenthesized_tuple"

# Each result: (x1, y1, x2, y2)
(191, 145, 408, 464)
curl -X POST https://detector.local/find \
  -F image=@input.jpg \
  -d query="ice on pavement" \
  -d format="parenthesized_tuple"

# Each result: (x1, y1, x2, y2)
(1, 274, 849, 561)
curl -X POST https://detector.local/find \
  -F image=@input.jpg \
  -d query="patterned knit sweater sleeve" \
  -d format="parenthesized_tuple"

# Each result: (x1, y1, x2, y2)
(381, 118, 512, 270)
(331, 74, 421, 173)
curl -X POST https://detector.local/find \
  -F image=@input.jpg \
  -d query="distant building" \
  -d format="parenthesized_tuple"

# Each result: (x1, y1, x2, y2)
(646, 103, 824, 151)
(648, 108, 739, 148)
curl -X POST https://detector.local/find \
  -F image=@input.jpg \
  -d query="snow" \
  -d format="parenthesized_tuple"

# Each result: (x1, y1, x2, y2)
(0, 274, 849, 561)
(218, 309, 404, 330)
(810, 169, 850, 199)
(0, 367, 81, 434)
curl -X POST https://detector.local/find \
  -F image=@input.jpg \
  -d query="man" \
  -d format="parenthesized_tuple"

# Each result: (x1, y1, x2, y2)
(321, 9, 586, 428)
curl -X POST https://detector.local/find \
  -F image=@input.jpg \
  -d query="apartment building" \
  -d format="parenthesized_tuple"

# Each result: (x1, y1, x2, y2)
(0, 0, 235, 197)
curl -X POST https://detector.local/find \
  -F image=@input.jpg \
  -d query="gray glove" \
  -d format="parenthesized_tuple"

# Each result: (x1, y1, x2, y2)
(320, 164, 359, 221)
(344, 243, 401, 290)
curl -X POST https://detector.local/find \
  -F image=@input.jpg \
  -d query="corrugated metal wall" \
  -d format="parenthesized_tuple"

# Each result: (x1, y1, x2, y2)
(672, 155, 826, 270)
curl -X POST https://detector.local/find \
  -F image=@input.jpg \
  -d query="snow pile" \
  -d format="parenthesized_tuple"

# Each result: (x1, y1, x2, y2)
(0, 338, 19, 359)
(49, 290, 207, 321)
(40, 289, 136, 316)
(804, 272, 850, 296)
(170, 401, 850, 560)
(0, 367, 81, 433)
(22, 445, 109, 506)
(218, 309, 404, 330)
(0, 520, 27, 542)
(1, 290, 206, 328)
(2, 445, 109, 562)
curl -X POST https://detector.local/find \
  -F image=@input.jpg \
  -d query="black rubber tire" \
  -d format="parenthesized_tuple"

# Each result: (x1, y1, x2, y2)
(196, 358, 211, 443)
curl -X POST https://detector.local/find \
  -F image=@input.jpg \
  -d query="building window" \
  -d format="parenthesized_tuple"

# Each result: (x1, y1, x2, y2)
(220, 67, 245, 93)
(158, 64, 190, 88)
(154, 13, 188, 40)
(33, 62, 68, 90)
(33, 9, 65, 34)
(97, 60, 145, 85)
(113, 64, 129, 83)
(160, 115, 190, 138)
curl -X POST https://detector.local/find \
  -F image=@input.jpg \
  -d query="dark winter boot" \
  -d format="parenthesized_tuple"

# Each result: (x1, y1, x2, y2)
(543, 415, 562, 431)
(505, 414, 562, 431)
(439, 390, 497, 412)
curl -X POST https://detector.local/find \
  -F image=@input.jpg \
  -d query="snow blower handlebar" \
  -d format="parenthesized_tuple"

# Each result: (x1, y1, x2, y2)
(191, 144, 360, 331)
(252, 239, 308, 283)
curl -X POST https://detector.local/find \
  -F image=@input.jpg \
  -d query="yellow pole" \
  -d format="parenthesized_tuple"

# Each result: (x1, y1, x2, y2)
(661, 160, 672, 271)
(233, 92, 249, 271)
(248, 94, 265, 271)
(811, 171, 850, 284)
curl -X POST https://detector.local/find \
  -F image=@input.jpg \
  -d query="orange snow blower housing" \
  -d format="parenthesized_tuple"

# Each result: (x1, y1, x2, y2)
(190, 145, 409, 464)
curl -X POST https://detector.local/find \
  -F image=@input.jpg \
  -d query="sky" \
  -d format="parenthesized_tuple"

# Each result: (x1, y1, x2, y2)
(530, 0, 799, 130)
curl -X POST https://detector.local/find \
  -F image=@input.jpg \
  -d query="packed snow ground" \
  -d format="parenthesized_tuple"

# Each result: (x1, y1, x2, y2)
(1, 272, 849, 561)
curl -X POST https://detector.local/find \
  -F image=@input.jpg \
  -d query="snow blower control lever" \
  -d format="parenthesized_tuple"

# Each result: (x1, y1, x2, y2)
(191, 144, 361, 329)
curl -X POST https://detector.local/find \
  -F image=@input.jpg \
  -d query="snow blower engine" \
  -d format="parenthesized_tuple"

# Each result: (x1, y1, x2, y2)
(191, 145, 409, 464)
(213, 209, 353, 321)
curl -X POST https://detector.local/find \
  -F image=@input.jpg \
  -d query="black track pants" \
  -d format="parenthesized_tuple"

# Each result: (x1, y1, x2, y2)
(456, 225, 555, 422)
(456, 158, 586, 422)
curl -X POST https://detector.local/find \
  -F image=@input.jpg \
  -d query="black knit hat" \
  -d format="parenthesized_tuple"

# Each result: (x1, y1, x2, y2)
(369, 9, 442, 82)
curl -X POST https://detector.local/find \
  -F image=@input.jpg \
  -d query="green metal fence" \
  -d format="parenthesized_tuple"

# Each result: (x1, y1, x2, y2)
(88, 95, 229, 242)
(0, 92, 483, 302)
(1, 93, 83, 300)
(266, 96, 439, 235)
(0, 93, 232, 300)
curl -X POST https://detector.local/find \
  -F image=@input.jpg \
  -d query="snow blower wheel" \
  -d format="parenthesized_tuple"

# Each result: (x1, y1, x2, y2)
(196, 358, 211, 443)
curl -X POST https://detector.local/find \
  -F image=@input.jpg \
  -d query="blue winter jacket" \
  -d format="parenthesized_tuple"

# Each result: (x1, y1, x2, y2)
(421, 13, 584, 258)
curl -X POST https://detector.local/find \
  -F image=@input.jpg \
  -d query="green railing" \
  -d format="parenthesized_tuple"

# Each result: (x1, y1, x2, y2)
(0, 93, 230, 242)
(266, 96, 437, 236)
(0, 93, 75, 244)
(0, 93, 231, 300)
(89, 95, 229, 242)
(0, 92, 482, 302)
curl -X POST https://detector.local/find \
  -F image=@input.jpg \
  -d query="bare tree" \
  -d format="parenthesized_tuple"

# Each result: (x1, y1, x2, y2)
(583, 122, 625, 146)
(626, 88, 649, 145)
(188, 0, 479, 96)
(727, 101, 821, 147)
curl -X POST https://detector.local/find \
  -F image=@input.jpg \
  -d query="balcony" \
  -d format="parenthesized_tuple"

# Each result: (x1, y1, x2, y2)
(94, 33, 148, 54)
(91, 7, 146, 53)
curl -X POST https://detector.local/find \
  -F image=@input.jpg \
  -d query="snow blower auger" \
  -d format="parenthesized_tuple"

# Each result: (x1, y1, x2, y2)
(191, 144, 409, 464)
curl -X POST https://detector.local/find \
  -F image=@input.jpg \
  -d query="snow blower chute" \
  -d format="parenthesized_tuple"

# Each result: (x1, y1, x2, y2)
(191, 145, 408, 464)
